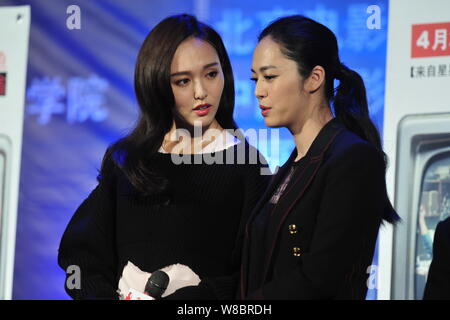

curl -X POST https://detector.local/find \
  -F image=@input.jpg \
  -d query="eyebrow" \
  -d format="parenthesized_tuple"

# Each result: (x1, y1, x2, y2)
(170, 62, 219, 77)
(251, 65, 278, 73)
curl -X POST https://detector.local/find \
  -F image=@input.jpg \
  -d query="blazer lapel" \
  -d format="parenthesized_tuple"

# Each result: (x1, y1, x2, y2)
(238, 153, 296, 299)
(239, 151, 297, 299)
(246, 150, 298, 228)
(239, 118, 345, 298)
(261, 119, 344, 285)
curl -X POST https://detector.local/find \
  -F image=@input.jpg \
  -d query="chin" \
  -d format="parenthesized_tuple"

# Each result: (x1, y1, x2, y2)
(263, 117, 282, 128)
(188, 115, 215, 128)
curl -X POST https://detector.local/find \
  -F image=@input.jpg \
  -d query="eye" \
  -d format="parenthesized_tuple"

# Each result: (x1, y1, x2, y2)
(206, 71, 218, 79)
(250, 77, 257, 82)
(175, 78, 190, 86)
(264, 75, 277, 81)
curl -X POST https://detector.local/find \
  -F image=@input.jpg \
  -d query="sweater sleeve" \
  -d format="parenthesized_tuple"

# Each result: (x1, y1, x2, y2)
(210, 154, 271, 300)
(251, 143, 385, 299)
(57, 157, 118, 300)
(165, 146, 271, 300)
(232, 147, 271, 271)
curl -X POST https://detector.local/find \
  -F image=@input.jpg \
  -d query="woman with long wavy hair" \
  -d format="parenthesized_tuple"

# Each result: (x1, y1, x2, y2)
(58, 14, 269, 300)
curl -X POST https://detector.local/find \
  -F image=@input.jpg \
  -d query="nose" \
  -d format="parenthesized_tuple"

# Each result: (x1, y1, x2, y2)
(254, 80, 267, 100)
(194, 79, 207, 100)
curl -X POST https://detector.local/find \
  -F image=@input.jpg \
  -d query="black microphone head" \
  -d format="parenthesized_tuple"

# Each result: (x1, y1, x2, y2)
(144, 270, 170, 298)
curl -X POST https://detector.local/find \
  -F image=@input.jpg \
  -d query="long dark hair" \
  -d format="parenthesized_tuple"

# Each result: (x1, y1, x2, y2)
(100, 14, 237, 195)
(258, 15, 399, 223)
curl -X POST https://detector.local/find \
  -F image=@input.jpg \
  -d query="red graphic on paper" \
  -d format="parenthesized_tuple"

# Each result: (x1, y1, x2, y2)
(412, 22, 450, 58)
(0, 73, 6, 96)
(125, 291, 133, 300)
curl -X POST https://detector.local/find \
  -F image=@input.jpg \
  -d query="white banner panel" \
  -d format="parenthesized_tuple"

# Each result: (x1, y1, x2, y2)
(381, 0, 450, 300)
(0, 6, 30, 300)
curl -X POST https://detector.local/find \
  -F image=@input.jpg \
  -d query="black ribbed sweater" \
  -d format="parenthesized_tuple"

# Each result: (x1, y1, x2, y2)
(58, 142, 270, 299)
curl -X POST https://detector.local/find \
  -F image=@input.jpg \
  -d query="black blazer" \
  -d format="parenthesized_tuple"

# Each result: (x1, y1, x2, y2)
(239, 118, 394, 299)
(423, 217, 450, 300)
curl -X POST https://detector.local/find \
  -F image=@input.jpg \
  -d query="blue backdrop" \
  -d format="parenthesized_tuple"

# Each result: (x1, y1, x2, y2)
(3, 0, 388, 299)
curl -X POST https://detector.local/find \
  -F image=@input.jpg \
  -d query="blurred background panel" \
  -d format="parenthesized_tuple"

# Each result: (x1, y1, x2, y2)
(0, 0, 388, 299)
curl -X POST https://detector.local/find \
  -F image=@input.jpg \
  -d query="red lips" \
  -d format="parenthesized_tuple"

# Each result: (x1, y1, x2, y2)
(260, 105, 271, 117)
(193, 103, 212, 116)
(193, 103, 211, 110)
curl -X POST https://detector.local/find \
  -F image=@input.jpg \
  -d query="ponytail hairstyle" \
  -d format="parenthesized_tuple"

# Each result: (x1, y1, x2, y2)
(258, 15, 399, 223)
(100, 14, 237, 196)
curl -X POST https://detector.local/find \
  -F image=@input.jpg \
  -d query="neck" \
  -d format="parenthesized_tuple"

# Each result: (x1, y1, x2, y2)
(290, 104, 334, 162)
(163, 119, 224, 154)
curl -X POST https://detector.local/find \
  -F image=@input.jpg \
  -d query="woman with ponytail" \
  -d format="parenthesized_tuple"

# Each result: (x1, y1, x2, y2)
(239, 15, 400, 299)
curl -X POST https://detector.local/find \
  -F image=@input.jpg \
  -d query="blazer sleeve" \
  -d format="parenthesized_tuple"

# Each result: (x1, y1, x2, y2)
(57, 158, 118, 300)
(256, 143, 385, 299)
(423, 218, 450, 300)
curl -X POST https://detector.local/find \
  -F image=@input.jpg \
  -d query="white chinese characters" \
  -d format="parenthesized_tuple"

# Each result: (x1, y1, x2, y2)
(27, 75, 109, 125)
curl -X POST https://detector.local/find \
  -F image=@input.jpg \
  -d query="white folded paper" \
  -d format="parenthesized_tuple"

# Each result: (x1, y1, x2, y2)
(118, 261, 201, 299)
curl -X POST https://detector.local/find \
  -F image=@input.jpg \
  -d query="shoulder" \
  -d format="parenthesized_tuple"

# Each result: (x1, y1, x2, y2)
(324, 129, 384, 167)
(436, 217, 450, 239)
(97, 147, 122, 184)
(228, 137, 269, 166)
(432, 217, 450, 262)
(226, 139, 272, 180)
(317, 129, 386, 182)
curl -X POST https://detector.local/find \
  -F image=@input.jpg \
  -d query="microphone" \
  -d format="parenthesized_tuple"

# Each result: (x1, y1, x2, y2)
(144, 270, 170, 299)
(121, 270, 170, 300)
